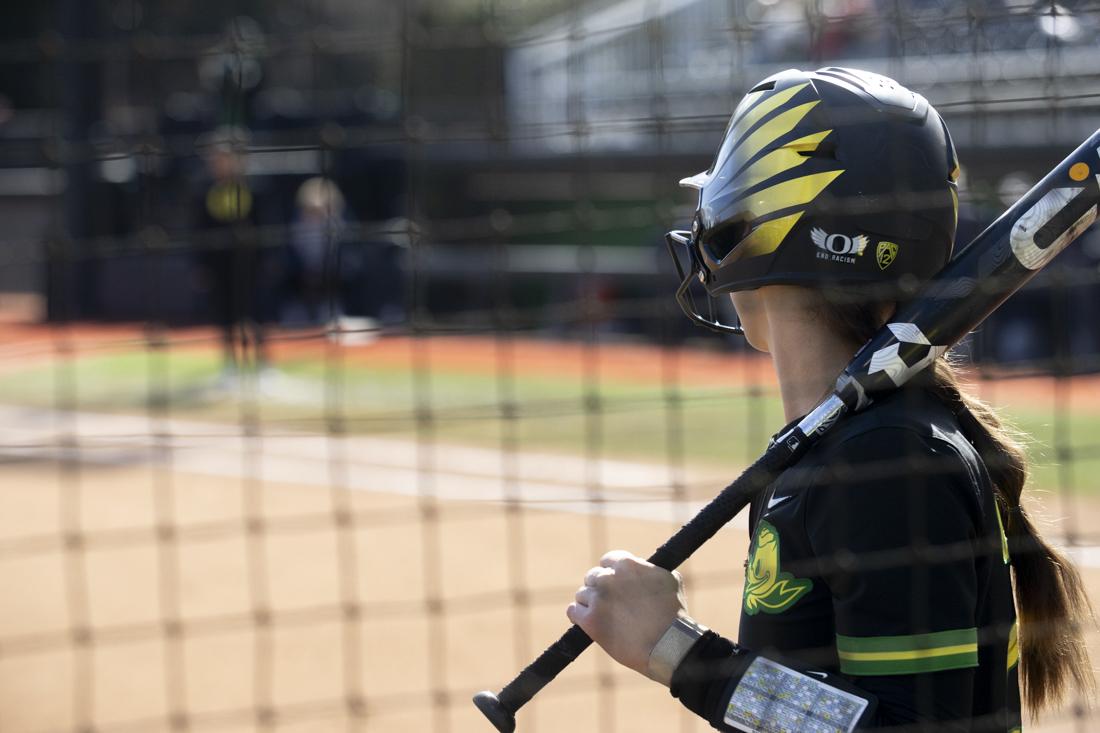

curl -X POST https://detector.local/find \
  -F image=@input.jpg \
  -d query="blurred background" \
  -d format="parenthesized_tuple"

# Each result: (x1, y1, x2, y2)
(0, 1, 1098, 732)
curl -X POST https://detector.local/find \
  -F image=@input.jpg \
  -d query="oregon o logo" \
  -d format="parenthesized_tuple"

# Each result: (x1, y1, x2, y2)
(811, 227, 869, 256)
(826, 234, 852, 253)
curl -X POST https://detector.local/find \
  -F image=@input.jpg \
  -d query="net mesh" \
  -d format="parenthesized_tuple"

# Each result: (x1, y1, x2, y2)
(0, 1, 1098, 731)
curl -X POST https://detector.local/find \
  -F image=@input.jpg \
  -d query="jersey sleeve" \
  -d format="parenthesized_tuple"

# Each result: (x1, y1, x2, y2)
(669, 633, 976, 731)
(804, 427, 984, 677)
(670, 632, 878, 732)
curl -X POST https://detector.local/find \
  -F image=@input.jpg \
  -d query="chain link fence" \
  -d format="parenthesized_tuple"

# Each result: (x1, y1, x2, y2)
(0, 1, 1097, 732)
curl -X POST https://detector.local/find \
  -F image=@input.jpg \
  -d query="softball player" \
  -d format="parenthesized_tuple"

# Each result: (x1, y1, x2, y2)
(568, 68, 1093, 731)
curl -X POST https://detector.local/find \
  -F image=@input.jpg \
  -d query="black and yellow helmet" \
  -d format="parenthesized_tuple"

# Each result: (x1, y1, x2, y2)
(667, 67, 959, 334)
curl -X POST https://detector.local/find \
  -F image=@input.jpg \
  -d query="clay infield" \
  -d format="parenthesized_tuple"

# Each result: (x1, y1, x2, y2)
(0, 323, 1095, 733)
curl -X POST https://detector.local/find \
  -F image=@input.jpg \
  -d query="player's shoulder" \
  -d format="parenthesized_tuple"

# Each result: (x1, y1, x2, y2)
(824, 385, 972, 453)
(806, 386, 987, 496)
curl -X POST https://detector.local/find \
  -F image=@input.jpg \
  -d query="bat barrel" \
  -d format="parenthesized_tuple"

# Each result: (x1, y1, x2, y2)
(842, 128, 1100, 407)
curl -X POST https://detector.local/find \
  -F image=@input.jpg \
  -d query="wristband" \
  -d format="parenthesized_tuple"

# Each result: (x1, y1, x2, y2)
(647, 615, 709, 686)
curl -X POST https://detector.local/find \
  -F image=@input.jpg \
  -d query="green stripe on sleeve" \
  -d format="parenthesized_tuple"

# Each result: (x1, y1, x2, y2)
(836, 628, 978, 653)
(836, 628, 979, 676)
(838, 651, 979, 676)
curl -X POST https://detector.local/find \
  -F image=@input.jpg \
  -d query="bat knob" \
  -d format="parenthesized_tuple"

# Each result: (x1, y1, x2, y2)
(473, 691, 517, 732)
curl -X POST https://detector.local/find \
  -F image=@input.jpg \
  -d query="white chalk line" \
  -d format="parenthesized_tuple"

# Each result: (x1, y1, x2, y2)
(0, 404, 736, 527)
(1, 405, 1098, 567)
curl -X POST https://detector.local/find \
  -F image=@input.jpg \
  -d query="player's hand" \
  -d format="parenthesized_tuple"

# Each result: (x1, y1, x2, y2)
(566, 550, 687, 677)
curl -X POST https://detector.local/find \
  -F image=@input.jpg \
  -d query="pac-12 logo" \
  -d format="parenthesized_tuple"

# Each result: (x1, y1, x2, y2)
(876, 241, 899, 270)
(811, 227, 868, 264)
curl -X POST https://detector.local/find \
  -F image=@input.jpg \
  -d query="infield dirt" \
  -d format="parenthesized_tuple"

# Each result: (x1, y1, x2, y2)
(0, 324, 1096, 733)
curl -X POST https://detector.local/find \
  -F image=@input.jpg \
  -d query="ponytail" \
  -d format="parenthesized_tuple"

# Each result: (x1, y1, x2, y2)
(928, 361, 1094, 714)
(819, 288, 1095, 715)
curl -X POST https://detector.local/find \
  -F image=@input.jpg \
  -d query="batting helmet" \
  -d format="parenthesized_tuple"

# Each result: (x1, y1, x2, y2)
(667, 67, 960, 334)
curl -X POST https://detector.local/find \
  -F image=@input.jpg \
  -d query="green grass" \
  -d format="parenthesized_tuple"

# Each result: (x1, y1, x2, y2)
(1, 349, 1097, 495)
(997, 407, 1100, 498)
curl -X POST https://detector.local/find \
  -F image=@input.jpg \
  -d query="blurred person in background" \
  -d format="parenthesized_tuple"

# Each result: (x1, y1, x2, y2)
(192, 127, 278, 390)
(283, 176, 410, 344)
(351, 217, 409, 339)
(284, 176, 346, 327)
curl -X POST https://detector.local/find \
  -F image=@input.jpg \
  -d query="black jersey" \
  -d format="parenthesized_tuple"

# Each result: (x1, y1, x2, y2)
(671, 385, 1021, 731)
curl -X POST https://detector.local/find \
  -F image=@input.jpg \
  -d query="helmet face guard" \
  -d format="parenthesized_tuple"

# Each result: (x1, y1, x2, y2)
(665, 229, 744, 336)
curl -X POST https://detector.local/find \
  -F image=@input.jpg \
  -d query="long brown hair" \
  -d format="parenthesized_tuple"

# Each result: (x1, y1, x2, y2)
(819, 288, 1094, 715)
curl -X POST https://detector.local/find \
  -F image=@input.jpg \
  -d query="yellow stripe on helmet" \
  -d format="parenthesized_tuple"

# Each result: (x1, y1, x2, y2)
(729, 82, 810, 139)
(712, 168, 843, 263)
(733, 101, 822, 172)
(708, 82, 812, 179)
(725, 211, 805, 262)
(738, 168, 844, 222)
(731, 130, 833, 193)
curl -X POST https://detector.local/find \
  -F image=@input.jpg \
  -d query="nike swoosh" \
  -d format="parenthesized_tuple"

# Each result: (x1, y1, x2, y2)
(767, 494, 794, 510)
(805, 670, 828, 679)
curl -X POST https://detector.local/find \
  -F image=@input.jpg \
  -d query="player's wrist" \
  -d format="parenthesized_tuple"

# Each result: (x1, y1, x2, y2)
(647, 614, 709, 687)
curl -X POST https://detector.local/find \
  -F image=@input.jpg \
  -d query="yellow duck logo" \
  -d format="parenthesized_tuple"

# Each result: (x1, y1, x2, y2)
(743, 520, 812, 615)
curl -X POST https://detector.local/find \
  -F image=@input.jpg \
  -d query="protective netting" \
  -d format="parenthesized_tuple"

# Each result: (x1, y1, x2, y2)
(0, 1, 1098, 732)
